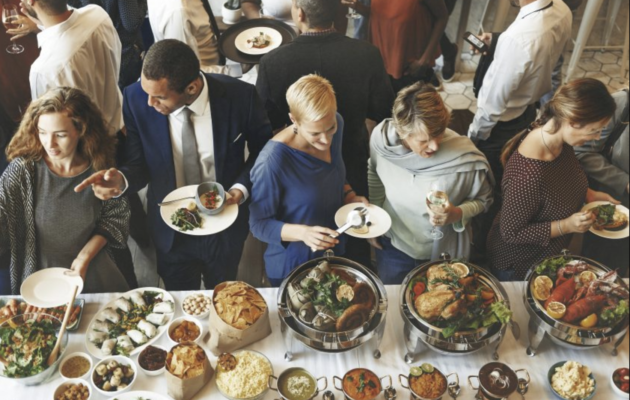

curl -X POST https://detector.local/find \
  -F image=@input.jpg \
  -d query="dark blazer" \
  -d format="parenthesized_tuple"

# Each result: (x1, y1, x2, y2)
(256, 32, 394, 196)
(121, 73, 272, 252)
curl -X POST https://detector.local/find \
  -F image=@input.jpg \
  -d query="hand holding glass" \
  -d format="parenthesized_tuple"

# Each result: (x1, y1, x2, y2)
(426, 181, 449, 241)
(3, 5, 24, 54)
(345, 0, 361, 20)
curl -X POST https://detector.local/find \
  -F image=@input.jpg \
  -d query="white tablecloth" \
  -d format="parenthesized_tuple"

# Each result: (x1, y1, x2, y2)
(5, 284, 628, 400)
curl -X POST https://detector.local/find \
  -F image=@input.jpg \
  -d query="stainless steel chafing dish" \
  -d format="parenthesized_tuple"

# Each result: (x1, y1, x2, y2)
(277, 251, 388, 361)
(524, 250, 629, 357)
(400, 254, 519, 363)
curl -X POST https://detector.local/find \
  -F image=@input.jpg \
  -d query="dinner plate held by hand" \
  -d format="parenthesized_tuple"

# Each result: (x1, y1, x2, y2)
(335, 203, 392, 239)
(581, 201, 630, 240)
(160, 185, 239, 236)
(107, 391, 174, 400)
(20, 268, 84, 308)
(235, 26, 283, 55)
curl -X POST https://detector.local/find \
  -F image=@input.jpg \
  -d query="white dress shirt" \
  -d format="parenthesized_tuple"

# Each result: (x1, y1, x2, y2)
(169, 74, 249, 201)
(468, 0, 572, 142)
(147, 0, 220, 68)
(30, 5, 123, 137)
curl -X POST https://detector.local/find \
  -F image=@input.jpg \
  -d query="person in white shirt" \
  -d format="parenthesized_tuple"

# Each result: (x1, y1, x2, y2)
(22, 0, 123, 137)
(468, 0, 572, 188)
(147, 0, 225, 73)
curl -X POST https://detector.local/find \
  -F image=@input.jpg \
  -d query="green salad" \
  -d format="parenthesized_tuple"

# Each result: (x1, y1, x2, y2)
(0, 318, 58, 378)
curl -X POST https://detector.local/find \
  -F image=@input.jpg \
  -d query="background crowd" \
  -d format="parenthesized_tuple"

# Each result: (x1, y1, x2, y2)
(0, 0, 628, 295)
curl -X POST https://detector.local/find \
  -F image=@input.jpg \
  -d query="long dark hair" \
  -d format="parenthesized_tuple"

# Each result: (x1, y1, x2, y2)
(501, 78, 616, 167)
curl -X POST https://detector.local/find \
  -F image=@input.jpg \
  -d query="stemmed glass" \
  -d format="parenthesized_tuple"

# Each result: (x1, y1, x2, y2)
(3, 4, 24, 55)
(346, 2, 361, 20)
(426, 180, 450, 241)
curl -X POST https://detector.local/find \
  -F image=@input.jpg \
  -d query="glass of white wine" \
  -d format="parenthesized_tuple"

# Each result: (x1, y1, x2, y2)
(3, 4, 24, 55)
(426, 180, 449, 241)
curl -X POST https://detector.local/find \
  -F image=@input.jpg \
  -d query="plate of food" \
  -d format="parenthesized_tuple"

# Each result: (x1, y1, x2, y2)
(531, 256, 629, 333)
(0, 297, 84, 331)
(234, 27, 283, 55)
(406, 261, 513, 339)
(160, 185, 238, 236)
(85, 288, 175, 359)
(581, 202, 629, 239)
(549, 361, 596, 400)
(335, 203, 392, 239)
(20, 268, 84, 308)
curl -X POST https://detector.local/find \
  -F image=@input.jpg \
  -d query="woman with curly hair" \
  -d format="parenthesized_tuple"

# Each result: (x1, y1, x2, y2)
(0, 87, 130, 294)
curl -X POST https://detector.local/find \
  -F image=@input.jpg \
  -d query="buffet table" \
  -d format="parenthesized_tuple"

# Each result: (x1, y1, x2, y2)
(6, 283, 628, 400)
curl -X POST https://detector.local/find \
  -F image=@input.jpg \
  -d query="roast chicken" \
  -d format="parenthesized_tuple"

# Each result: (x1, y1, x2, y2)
(427, 264, 455, 291)
(414, 289, 467, 322)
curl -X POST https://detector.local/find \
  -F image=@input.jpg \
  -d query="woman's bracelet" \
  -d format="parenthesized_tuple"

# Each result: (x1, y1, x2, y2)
(558, 220, 565, 236)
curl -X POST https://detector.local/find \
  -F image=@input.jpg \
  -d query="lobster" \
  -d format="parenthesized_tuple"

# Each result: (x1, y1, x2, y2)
(545, 277, 577, 310)
(563, 295, 608, 323)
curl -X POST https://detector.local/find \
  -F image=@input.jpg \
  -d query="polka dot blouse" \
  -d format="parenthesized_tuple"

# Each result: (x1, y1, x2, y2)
(487, 143, 589, 280)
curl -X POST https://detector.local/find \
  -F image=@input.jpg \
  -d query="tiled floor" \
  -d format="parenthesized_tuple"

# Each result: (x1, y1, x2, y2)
(439, 50, 629, 114)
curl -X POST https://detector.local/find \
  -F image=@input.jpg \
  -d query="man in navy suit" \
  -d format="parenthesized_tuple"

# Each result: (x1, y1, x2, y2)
(76, 40, 273, 290)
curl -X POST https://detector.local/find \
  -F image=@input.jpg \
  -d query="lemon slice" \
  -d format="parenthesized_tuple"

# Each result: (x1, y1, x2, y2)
(547, 301, 567, 320)
(336, 284, 355, 302)
(533, 276, 554, 301)
(421, 363, 435, 374)
(450, 263, 470, 278)
(579, 271, 597, 286)
(410, 367, 424, 377)
(580, 313, 598, 328)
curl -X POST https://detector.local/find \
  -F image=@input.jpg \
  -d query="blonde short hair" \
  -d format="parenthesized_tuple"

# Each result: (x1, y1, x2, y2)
(392, 82, 451, 140)
(286, 74, 337, 124)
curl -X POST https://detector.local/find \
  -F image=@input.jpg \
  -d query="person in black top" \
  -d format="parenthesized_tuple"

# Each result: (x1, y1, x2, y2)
(256, 0, 394, 268)
(68, 0, 147, 89)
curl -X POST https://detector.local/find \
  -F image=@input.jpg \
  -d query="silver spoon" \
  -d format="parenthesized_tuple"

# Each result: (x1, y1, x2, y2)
(158, 196, 195, 206)
(323, 390, 335, 400)
(448, 384, 461, 399)
(384, 387, 397, 400)
(336, 207, 368, 235)
(517, 378, 529, 399)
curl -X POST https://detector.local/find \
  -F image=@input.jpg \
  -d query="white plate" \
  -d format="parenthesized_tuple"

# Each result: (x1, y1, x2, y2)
(160, 185, 238, 236)
(335, 203, 392, 239)
(581, 202, 630, 239)
(20, 268, 84, 308)
(85, 288, 175, 359)
(235, 27, 283, 55)
(107, 391, 174, 400)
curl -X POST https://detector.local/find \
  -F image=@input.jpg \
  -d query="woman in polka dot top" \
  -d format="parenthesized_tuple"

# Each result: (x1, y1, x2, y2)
(487, 78, 620, 281)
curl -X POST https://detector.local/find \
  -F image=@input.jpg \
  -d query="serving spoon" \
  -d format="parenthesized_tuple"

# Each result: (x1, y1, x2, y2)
(47, 285, 79, 366)
(158, 196, 196, 206)
(335, 207, 369, 236)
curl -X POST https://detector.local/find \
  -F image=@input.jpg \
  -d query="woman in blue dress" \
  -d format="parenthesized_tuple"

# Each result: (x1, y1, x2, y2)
(250, 75, 367, 286)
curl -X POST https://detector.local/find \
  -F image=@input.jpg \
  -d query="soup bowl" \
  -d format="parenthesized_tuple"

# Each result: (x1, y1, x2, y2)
(269, 367, 327, 400)
(334, 368, 392, 400)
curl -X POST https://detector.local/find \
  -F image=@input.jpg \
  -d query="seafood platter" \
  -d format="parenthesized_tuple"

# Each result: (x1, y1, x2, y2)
(400, 254, 518, 363)
(277, 251, 388, 360)
(524, 250, 629, 357)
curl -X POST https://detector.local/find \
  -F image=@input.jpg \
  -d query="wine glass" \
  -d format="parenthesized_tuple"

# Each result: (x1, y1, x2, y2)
(426, 180, 450, 241)
(3, 4, 24, 55)
(346, 2, 361, 20)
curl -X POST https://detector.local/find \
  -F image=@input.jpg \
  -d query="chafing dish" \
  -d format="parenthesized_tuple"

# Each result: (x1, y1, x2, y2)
(277, 251, 388, 361)
(400, 254, 518, 363)
(524, 250, 629, 357)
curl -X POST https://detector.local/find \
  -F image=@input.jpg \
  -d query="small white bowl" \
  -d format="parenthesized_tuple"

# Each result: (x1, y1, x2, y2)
(91, 355, 137, 397)
(59, 352, 93, 381)
(611, 369, 630, 398)
(181, 292, 212, 320)
(137, 345, 168, 377)
(53, 378, 92, 400)
(167, 316, 204, 346)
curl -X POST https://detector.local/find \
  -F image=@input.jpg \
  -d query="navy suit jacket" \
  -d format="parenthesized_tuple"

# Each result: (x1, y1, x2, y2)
(121, 73, 273, 252)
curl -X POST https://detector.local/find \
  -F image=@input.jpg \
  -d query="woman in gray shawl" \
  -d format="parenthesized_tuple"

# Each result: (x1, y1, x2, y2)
(368, 82, 494, 284)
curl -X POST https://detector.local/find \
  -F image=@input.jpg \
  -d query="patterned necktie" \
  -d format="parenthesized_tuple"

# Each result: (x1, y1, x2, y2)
(180, 107, 202, 186)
